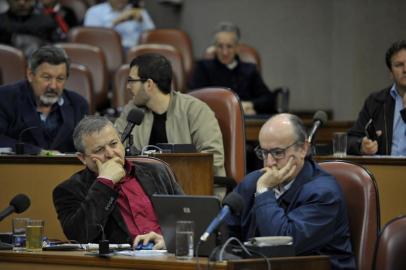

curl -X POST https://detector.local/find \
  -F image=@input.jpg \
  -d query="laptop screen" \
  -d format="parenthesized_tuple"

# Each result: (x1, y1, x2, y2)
(151, 194, 224, 257)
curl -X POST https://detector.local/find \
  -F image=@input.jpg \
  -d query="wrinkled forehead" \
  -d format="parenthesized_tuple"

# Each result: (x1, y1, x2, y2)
(31, 62, 68, 76)
(82, 125, 119, 148)
(259, 118, 295, 148)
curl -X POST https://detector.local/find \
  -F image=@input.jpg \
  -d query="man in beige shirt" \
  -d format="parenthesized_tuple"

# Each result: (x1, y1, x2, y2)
(115, 53, 226, 176)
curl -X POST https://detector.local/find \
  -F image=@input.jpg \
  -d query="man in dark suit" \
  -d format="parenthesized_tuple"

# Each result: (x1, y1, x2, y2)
(347, 40, 406, 156)
(188, 22, 276, 115)
(0, 0, 61, 56)
(226, 113, 355, 270)
(0, 45, 89, 154)
(53, 116, 183, 248)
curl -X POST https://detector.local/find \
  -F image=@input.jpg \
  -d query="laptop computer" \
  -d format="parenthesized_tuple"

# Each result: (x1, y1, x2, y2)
(151, 194, 224, 257)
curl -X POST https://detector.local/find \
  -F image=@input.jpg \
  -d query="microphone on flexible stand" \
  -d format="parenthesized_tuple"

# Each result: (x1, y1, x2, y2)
(96, 223, 109, 256)
(0, 194, 31, 250)
(200, 192, 244, 242)
(307, 111, 328, 155)
(15, 126, 37, 155)
(121, 108, 145, 156)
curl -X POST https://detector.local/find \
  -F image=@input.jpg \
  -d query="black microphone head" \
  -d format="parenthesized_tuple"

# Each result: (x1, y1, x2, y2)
(313, 111, 328, 127)
(223, 192, 244, 215)
(127, 108, 145, 125)
(10, 194, 30, 214)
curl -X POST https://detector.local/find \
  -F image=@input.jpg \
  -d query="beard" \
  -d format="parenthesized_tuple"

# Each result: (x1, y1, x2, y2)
(132, 86, 149, 107)
(38, 89, 61, 106)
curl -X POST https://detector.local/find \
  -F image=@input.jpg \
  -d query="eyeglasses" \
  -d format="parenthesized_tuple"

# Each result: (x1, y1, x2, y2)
(255, 141, 299, 160)
(127, 78, 147, 84)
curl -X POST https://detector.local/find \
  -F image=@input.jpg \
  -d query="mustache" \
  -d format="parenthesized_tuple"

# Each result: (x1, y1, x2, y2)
(44, 89, 59, 95)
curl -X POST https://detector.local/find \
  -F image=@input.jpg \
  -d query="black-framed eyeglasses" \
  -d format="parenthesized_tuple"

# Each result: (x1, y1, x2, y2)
(127, 78, 147, 84)
(255, 141, 299, 160)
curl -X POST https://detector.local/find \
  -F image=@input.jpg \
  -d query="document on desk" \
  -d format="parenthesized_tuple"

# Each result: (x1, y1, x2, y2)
(116, 250, 168, 257)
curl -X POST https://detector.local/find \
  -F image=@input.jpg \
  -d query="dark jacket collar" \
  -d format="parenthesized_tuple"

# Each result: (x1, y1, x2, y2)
(371, 86, 392, 104)
(19, 80, 74, 149)
(278, 159, 319, 210)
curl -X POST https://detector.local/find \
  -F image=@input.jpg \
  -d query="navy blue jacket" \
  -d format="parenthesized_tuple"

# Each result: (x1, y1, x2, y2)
(226, 159, 356, 270)
(0, 80, 89, 154)
(188, 57, 276, 114)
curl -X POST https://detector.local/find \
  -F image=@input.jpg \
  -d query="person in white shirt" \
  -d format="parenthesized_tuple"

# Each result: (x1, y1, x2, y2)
(84, 0, 155, 50)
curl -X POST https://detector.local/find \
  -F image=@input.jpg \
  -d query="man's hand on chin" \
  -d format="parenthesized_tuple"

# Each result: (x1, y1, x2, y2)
(95, 157, 125, 184)
(257, 157, 296, 190)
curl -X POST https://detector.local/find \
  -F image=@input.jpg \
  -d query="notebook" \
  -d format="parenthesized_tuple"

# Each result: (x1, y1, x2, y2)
(151, 194, 224, 257)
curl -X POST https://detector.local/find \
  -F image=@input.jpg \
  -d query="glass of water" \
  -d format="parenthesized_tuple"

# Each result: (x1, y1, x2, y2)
(333, 132, 347, 158)
(12, 217, 30, 248)
(175, 220, 194, 260)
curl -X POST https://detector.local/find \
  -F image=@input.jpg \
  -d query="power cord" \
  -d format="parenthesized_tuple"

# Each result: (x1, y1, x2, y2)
(199, 237, 271, 270)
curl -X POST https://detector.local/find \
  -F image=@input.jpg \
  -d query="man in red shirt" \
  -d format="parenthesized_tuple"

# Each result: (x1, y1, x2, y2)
(53, 116, 183, 248)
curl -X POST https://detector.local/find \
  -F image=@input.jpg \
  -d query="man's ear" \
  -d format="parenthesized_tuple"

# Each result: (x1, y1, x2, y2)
(145, 78, 155, 91)
(301, 141, 310, 158)
(26, 68, 33, 83)
(76, 152, 86, 166)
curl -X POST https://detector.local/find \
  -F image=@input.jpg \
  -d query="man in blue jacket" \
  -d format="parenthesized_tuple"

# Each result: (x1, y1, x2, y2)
(0, 45, 89, 154)
(226, 113, 355, 270)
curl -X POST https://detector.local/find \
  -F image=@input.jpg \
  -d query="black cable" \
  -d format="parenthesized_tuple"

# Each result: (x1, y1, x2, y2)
(240, 245, 271, 270)
(195, 240, 201, 270)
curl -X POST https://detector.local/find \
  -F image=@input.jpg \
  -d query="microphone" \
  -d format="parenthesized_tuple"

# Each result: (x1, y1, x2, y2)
(16, 126, 37, 155)
(307, 110, 328, 144)
(200, 192, 244, 242)
(120, 108, 145, 143)
(0, 194, 31, 222)
(96, 223, 109, 255)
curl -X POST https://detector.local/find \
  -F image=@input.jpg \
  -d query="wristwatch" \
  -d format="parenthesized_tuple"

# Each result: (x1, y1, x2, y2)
(255, 187, 270, 197)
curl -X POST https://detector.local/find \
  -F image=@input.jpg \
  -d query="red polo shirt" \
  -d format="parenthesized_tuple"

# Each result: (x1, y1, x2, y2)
(98, 160, 161, 240)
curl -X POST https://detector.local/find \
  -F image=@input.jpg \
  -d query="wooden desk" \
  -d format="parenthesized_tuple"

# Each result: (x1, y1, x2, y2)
(152, 153, 213, 196)
(315, 155, 406, 226)
(0, 250, 331, 270)
(245, 119, 354, 144)
(0, 153, 213, 239)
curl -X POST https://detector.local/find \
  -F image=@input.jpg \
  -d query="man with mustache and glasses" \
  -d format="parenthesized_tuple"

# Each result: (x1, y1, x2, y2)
(225, 113, 355, 270)
(0, 45, 89, 155)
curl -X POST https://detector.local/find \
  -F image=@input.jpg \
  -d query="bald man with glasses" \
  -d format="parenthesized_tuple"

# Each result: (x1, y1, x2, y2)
(225, 113, 356, 270)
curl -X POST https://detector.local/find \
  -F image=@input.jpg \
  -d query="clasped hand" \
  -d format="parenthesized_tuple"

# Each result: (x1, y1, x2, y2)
(257, 157, 297, 190)
(112, 8, 143, 26)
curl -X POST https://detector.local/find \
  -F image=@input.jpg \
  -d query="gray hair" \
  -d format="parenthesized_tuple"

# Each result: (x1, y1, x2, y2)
(28, 45, 70, 76)
(73, 116, 114, 153)
(213, 21, 241, 43)
(288, 114, 308, 145)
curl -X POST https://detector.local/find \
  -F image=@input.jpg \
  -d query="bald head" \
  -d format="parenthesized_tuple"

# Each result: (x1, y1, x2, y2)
(260, 113, 307, 145)
(259, 114, 294, 143)
(258, 113, 309, 175)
